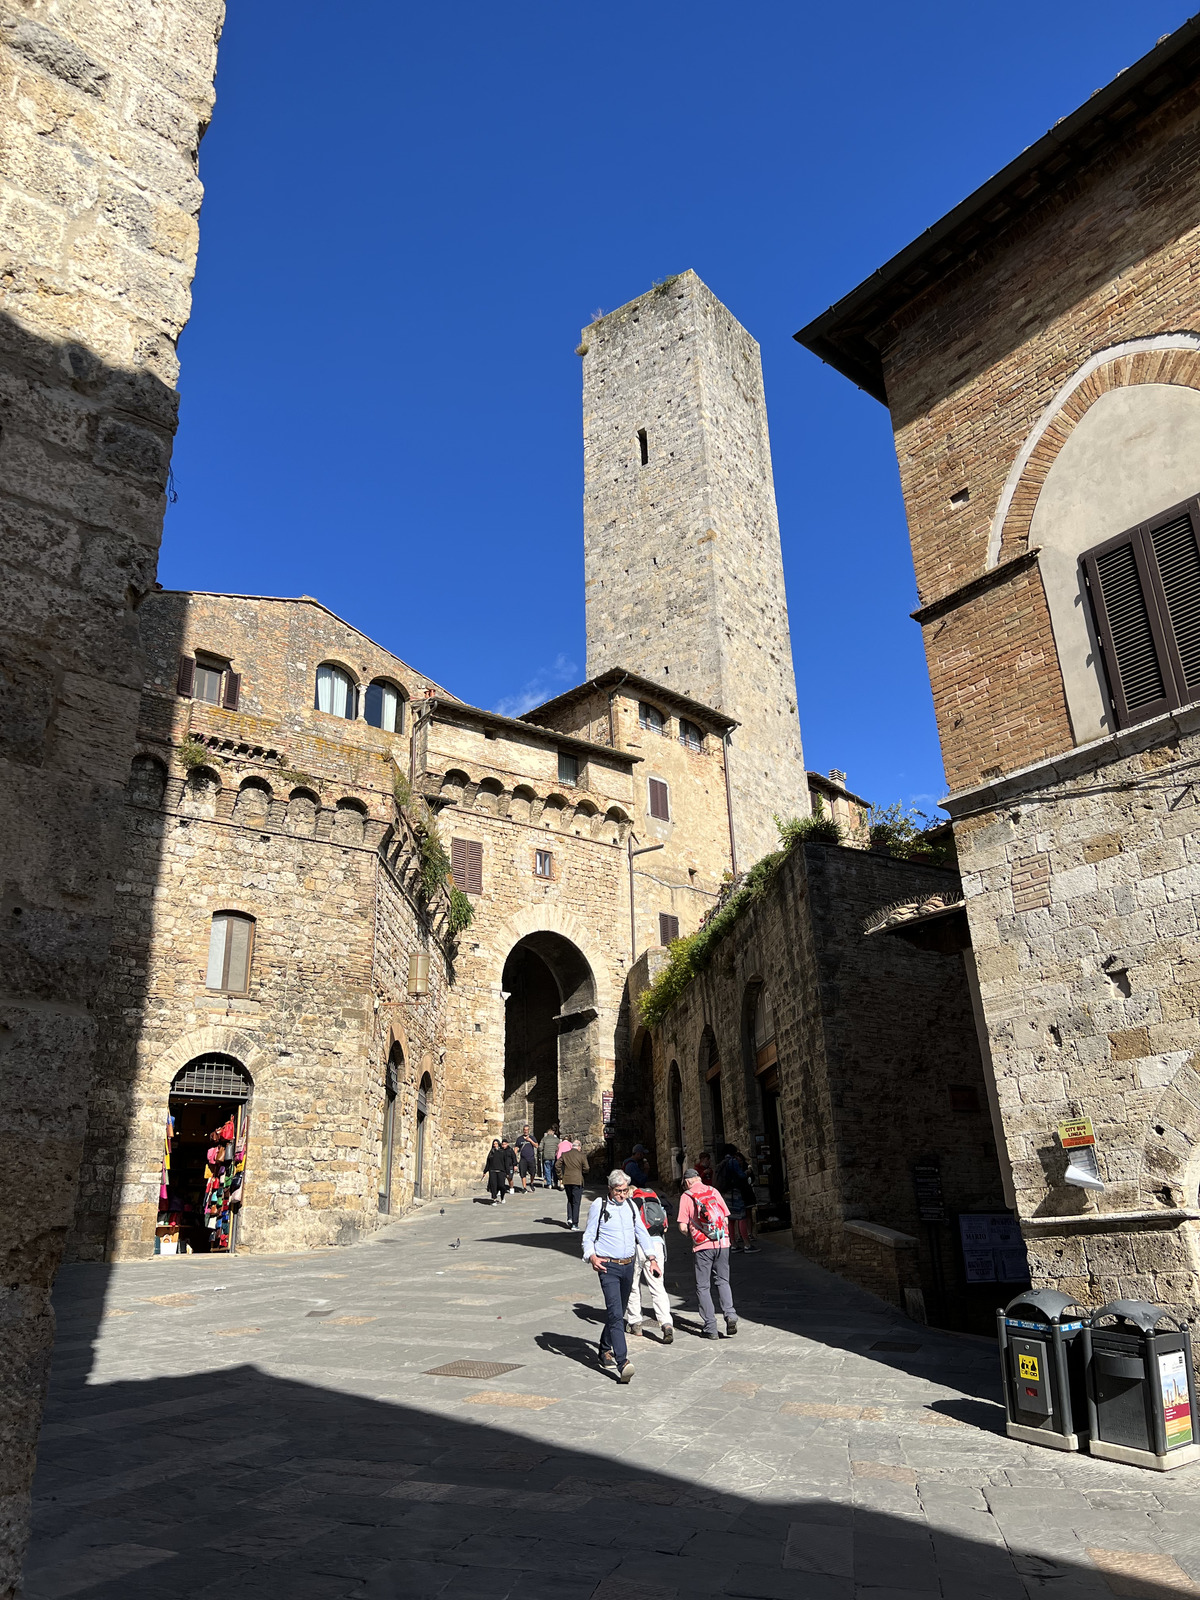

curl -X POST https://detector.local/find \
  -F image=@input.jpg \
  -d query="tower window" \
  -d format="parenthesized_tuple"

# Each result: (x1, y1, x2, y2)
(659, 912, 679, 945)
(679, 717, 703, 752)
(557, 752, 579, 786)
(205, 912, 255, 995)
(638, 428, 648, 466)
(638, 702, 665, 735)
(648, 778, 670, 821)
(534, 849, 554, 879)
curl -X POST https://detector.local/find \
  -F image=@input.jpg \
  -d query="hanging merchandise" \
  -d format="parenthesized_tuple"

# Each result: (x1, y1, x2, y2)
(203, 1115, 238, 1250)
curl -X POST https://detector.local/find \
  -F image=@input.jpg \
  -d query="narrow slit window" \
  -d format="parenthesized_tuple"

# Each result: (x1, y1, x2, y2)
(638, 428, 648, 466)
(205, 912, 255, 994)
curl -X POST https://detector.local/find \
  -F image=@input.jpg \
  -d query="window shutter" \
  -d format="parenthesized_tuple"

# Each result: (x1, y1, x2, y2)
(450, 837, 467, 890)
(648, 778, 669, 820)
(1082, 536, 1172, 728)
(177, 655, 195, 696)
(659, 913, 679, 945)
(1147, 503, 1200, 696)
(466, 840, 483, 895)
(223, 671, 241, 710)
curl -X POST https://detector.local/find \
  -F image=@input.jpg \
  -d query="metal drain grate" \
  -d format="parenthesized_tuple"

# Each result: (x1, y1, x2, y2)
(870, 1340, 922, 1352)
(424, 1360, 523, 1380)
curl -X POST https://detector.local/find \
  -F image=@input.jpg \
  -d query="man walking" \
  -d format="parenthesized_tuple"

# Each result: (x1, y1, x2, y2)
(516, 1126, 538, 1193)
(582, 1170, 660, 1382)
(539, 1124, 559, 1188)
(677, 1165, 737, 1339)
(556, 1138, 588, 1230)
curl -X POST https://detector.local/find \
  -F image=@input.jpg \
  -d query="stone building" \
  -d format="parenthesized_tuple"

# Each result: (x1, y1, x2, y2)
(581, 272, 810, 865)
(797, 18, 1200, 1324)
(0, 4, 223, 1591)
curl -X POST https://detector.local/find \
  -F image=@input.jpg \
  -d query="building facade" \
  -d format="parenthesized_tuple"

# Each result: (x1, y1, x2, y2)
(797, 20, 1200, 1324)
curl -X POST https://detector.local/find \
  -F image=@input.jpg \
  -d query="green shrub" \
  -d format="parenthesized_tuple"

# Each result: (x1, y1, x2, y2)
(867, 802, 955, 867)
(178, 738, 210, 772)
(775, 811, 842, 847)
(448, 885, 474, 936)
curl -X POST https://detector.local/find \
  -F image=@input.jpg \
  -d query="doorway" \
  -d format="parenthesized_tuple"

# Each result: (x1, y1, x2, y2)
(415, 1073, 431, 1198)
(668, 1060, 684, 1181)
(379, 1044, 401, 1213)
(502, 931, 597, 1141)
(160, 1055, 252, 1254)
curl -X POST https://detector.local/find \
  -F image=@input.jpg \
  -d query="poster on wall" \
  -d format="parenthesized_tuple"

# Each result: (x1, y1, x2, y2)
(1159, 1350, 1194, 1448)
(601, 1091, 613, 1133)
(959, 1214, 1031, 1284)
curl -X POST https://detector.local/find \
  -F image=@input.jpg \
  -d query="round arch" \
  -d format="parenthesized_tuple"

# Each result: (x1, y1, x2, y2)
(501, 930, 598, 1145)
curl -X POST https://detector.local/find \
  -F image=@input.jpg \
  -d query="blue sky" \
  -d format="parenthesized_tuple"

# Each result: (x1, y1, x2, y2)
(161, 1, 1193, 816)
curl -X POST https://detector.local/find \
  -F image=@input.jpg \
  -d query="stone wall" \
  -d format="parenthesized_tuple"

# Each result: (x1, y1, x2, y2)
(0, 6, 222, 1591)
(646, 841, 1006, 1328)
(581, 271, 809, 863)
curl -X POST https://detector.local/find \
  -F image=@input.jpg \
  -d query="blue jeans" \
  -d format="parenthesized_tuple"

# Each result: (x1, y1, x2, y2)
(595, 1258, 635, 1365)
(543, 1159, 556, 1188)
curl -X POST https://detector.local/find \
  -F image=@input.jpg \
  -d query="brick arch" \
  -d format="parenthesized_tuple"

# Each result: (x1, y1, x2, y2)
(1141, 1055, 1200, 1208)
(152, 1024, 275, 1099)
(988, 334, 1200, 568)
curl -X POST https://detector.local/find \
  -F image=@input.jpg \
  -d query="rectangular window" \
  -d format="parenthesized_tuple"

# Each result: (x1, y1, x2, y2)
(1082, 495, 1200, 729)
(679, 717, 703, 751)
(194, 660, 224, 705)
(451, 837, 484, 894)
(206, 912, 255, 994)
(648, 777, 670, 820)
(534, 849, 554, 879)
(557, 752, 579, 786)
(659, 912, 679, 945)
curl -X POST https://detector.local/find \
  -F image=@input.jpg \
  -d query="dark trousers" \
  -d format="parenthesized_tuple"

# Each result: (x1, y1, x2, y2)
(596, 1258, 635, 1365)
(694, 1247, 736, 1333)
(564, 1184, 582, 1227)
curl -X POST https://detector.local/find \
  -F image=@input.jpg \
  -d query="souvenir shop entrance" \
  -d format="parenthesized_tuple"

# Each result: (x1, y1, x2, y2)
(158, 1055, 252, 1254)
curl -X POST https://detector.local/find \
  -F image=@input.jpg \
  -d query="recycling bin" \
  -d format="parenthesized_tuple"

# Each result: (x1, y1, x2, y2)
(997, 1289, 1089, 1450)
(1084, 1300, 1200, 1471)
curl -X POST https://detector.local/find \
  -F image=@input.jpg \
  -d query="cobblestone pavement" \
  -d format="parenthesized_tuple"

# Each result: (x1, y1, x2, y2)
(26, 1191, 1200, 1600)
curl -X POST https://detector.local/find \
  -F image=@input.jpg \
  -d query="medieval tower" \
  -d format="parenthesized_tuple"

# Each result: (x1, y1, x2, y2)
(581, 270, 808, 865)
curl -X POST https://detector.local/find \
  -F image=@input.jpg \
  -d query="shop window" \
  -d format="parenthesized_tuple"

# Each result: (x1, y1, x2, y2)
(451, 837, 483, 894)
(315, 662, 358, 719)
(365, 679, 403, 732)
(558, 751, 579, 785)
(535, 848, 555, 880)
(161, 1056, 252, 1255)
(205, 911, 255, 994)
(648, 777, 670, 820)
(659, 912, 679, 945)
(679, 717, 703, 752)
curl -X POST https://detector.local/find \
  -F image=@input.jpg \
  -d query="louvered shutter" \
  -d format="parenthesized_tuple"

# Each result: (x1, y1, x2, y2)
(176, 655, 195, 696)
(466, 840, 483, 895)
(223, 671, 241, 710)
(648, 778, 669, 820)
(659, 913, 679, 945)
(1146, 499, 1200, 701)
(450, 837, 467, 890)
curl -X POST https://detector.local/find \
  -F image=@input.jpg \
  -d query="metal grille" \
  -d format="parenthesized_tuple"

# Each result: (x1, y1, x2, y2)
(170, 1055, 251, 1100)
(424, 1360, 522, 1380)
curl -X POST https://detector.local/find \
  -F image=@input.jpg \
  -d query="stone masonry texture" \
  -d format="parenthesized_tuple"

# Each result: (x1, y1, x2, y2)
(582, 271, 809, 865)
(817, 49, 1200, 1328)
(643, 839, 1005, 1332)
(0, 5, 222, 1595)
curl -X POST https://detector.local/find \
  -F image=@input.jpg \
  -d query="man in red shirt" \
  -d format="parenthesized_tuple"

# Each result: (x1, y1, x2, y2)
(676, 1166, 738, 1340)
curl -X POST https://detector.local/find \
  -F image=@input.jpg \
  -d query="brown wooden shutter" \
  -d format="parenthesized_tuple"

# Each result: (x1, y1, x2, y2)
(466, 840, 483, 895)
(1147, 500, 1200, 698)
(222, 671, 241, 710)
(659, 912, 679, 945)
(450, 837, 467, 890)
(176, 655, 195, 696)
(648, 778, 669, 820)
(1082, 535, 1171, 728)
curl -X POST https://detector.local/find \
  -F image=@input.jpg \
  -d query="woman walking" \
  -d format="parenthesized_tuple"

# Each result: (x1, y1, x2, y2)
(483, 1139, 507, 1204)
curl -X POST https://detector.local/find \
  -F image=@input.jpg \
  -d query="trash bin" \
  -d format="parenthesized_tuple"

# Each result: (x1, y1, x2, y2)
(997, 1289, 1089, 1450)
(1084, 1300, 1200, 1471)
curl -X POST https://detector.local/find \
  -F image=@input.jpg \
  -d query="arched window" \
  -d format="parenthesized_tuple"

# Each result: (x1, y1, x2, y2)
(379, 1043, 401, 1213)
(679, 717, 704, 752)
(315, 663, 358, 719)
(638, 702, 665, 735)
(415, 1071, 433, 1199)
(206, 912, 255, 995)
(364, 679, 403, 732)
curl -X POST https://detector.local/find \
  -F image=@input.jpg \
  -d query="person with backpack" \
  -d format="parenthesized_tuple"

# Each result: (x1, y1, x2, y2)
(622, 1145, 650, 1186)
(715, 1144, 759, 1253)
(677, 1165, 737, 1339)
(624, 1183, 673, 1343)
(581, 1169, 660, 1382)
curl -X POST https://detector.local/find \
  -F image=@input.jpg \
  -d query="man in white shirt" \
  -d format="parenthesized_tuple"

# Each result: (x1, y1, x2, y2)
(581, 1170, 659, 1382)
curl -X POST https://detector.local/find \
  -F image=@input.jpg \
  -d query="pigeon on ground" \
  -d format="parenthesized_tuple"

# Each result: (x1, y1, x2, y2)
(449, 1238, 461, 1249)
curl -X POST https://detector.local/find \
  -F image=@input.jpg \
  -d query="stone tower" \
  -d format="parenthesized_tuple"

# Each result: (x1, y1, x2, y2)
(582, 270, 808, 864)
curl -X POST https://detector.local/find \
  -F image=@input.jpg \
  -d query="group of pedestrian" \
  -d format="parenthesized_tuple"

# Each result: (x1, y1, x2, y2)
(481, 1126, 541, 1203)
(482, 1123, 591, 1212)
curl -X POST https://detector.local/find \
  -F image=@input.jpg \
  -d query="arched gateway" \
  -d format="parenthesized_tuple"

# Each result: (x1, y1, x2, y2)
(502, 931, 598, 1142)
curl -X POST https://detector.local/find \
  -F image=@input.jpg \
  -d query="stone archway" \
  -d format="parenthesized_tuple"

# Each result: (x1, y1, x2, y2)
(501, 931, 598, 1144)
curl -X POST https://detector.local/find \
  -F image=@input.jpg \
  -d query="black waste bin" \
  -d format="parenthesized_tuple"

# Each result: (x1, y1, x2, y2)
(997, 1289, 1088, 1450)
(1084, 1300, 1200, 1471)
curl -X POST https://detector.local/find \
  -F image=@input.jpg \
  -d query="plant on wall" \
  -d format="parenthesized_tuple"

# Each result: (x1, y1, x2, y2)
(392, 770, 474, 935)
(178, 738, 211, 772)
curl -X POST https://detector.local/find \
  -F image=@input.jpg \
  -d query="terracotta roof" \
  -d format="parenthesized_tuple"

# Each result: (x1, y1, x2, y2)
(521, 668, 738, 733)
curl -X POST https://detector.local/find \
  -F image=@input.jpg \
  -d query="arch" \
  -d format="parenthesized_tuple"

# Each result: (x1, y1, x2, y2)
(365, 678, 405, 733)
(332, 797, 366, 845)
(509, 784, 536, 824)
(234, 776, 272, 823)
(379, 1040, 402, 1213)
(166, 1054, 253, 1254)
(128, 752, 167, 809)
(699, 1024, 725, 1151)
(502, 930, 598, 1143)
(475, 777, 504, 815)
(286, 787, 319, 836)
(668, 1059, 684, 1181)
(987, 334, 1200, 568)
(439, 769, 470, 806)
(315, 661, 359, 720)
(742, 979, 788, 1223)
(414, 1067, 433, 1198)
(604, 804, 631, 845)
(541, 793, 568, 829)
(181, 764, 221, 818)
(170, 1054, 252, 1099)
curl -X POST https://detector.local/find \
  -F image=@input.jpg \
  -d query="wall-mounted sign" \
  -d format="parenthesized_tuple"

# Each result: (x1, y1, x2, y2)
(601, 1091, 613, 1125)
(1057, 1118, 1096, 1148)
(913, 1163, 947, 1223)
(959, 1212, 1031, 1283)
(1057, 1117, 1104, 1189)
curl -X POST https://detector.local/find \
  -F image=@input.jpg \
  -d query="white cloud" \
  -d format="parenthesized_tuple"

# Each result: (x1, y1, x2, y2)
(493, 653, 578, 719)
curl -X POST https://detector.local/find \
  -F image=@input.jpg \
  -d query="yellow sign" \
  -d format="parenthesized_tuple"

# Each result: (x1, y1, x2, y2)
(1018, 1353, 1040, 1381)
(1058, 1118, 1096, 1149)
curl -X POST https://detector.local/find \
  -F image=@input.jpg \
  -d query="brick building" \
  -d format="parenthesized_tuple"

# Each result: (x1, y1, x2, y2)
(797, 18, 1200, 1324)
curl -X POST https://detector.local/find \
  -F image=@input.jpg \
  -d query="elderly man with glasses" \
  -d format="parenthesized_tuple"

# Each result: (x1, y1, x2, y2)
(581, 1169, 660, 1382)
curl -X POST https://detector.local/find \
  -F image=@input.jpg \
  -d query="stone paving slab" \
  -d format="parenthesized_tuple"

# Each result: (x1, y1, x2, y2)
(25, 1191, 1200, 1599)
